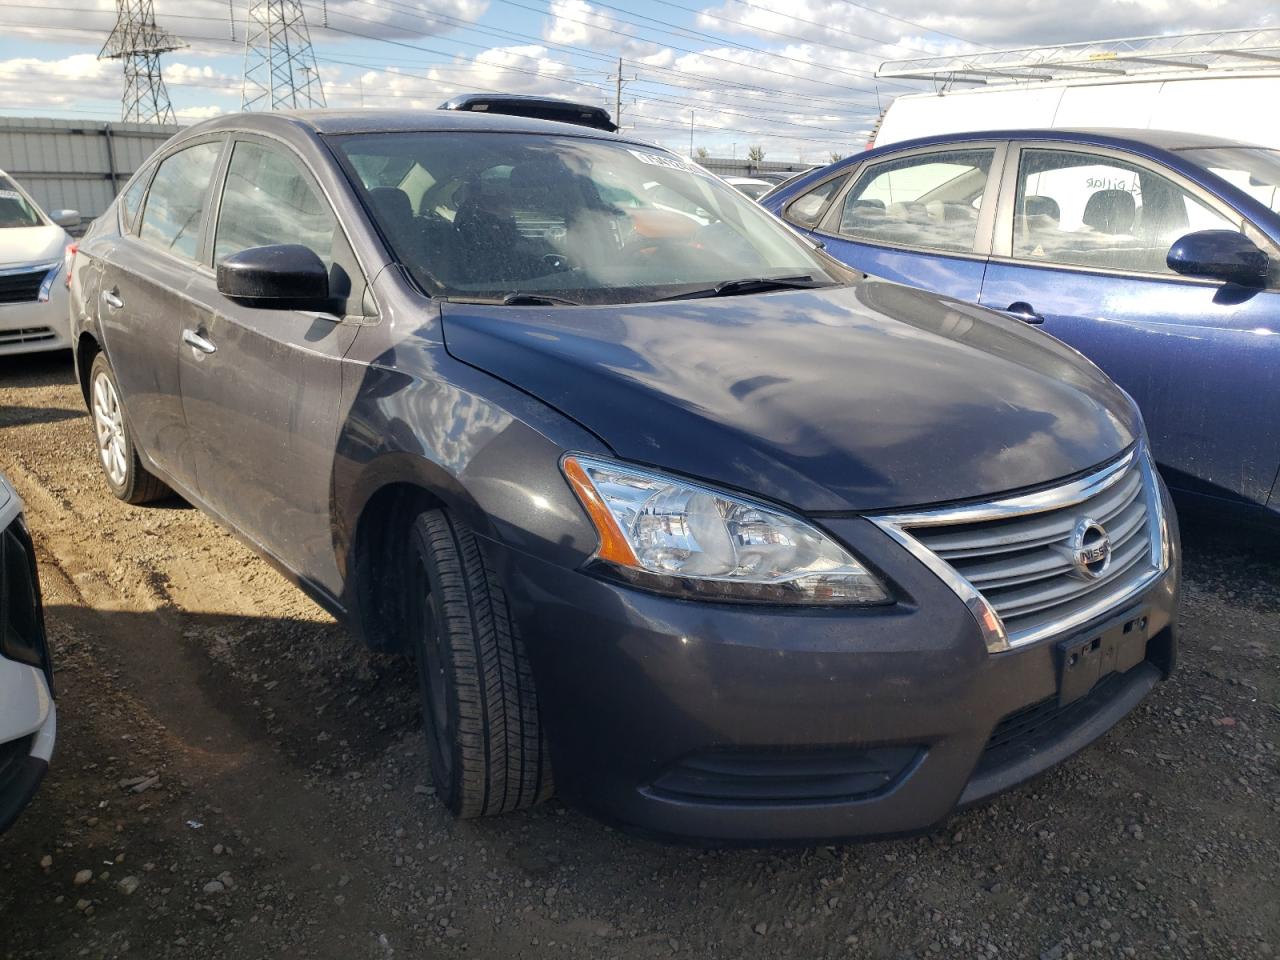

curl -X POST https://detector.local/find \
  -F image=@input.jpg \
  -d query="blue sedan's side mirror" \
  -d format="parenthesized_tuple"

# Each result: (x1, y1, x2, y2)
(1167, 230, 1269, 287)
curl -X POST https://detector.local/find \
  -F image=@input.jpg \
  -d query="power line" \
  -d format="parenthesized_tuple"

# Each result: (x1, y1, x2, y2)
(8, 1, 889, 115)
(318, 15, 881, 134)
(0, 5, 882, 148)
(820, 0, 991, 49)
(642, 0, 931, 60)
(344, 0, 891, 108)
(339, 0, 892, 109)
(490, 0, 886, 98)
(545, 0, 905, 85)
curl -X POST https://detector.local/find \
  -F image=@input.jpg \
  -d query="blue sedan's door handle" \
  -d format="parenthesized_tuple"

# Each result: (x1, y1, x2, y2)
(1005, 301, 1044, 324)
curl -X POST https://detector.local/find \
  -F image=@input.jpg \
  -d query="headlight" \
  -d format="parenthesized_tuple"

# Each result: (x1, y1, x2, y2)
(562, 455, 888, 605)
(37, 261, 63, 303)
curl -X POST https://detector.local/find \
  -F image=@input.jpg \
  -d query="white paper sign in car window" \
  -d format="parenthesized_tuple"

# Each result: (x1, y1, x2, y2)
(0, 190, 24, 201)
(627, 149, 715, 179)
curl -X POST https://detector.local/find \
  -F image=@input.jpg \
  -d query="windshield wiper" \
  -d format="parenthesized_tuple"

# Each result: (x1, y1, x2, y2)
(501, 292, 580, 306)
(659, 275, 825, 301)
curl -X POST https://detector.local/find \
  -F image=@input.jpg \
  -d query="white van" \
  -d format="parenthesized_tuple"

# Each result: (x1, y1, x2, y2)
(874, 30, 1280, 150)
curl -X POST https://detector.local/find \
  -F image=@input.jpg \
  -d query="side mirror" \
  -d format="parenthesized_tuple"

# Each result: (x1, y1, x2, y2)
(51, 209, 81, 229)
(1167, 229, 1269, 287)
(216, 244, 330, 308)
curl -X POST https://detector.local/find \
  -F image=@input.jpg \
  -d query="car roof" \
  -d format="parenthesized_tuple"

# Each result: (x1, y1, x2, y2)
(184, 108, 637, 141)
(876, 127, 1263, 154)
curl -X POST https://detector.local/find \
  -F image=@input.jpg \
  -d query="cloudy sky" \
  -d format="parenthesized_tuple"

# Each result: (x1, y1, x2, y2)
(0, 0, 1274, 161)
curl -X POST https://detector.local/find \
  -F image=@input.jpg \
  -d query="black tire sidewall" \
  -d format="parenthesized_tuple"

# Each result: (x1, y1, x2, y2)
(407, 515, 467, 815)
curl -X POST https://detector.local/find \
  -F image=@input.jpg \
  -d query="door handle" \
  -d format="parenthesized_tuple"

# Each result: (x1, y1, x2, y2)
(1004, 301, 1044, 324)
(101, 290, 123, 310)
(182, 329, 217, 355)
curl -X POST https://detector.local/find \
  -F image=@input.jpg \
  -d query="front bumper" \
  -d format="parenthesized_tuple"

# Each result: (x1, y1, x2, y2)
(0, 665, 55, 834)
(488, 507, 1178, 844)
(0, 283, 70, 355)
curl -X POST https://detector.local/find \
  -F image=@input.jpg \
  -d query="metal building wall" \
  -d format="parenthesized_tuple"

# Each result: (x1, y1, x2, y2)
(695, 157, 819, 179)
(0, 117, 180, 222)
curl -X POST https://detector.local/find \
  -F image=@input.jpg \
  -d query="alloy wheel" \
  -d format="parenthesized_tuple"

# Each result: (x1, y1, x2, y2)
(92, 371, 128, 488)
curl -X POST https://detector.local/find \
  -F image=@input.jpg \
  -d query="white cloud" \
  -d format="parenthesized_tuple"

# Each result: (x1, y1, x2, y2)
(0, 54, 116, 110)
(543, 0, 661, 57)
(320, 44, 605, 111)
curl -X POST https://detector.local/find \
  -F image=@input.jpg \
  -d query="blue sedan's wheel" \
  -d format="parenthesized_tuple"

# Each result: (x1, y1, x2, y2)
(407, 509, 552, 818)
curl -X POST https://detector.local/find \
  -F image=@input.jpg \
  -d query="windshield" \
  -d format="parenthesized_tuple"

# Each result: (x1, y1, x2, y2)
(334, 132, 847, 304)
(0, 176, 43, 229)
(1178, 146, 1280, 215)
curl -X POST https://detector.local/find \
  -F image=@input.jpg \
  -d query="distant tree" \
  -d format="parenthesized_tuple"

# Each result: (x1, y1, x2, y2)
(695, 146, 709, 159)
(747, 145, 765, 162)
(829, 151, 844, 163)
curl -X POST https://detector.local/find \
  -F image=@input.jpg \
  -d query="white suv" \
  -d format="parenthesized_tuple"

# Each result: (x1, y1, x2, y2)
(0, 170, 78, 355)
(0, 471, 55, 833)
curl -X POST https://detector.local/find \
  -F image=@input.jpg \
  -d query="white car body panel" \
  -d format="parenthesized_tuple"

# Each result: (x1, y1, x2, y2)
(0, 175, 72, 355)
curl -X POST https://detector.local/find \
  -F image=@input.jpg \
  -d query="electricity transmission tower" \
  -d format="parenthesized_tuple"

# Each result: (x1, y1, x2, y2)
(99, 0, 184, 124)
(242, 0, 327, 111)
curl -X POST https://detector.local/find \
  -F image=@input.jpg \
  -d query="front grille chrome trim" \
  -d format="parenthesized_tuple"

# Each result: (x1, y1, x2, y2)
(872, 447, 1169, 654)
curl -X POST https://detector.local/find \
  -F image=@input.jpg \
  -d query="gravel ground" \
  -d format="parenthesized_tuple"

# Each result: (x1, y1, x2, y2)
(0, 349, 1276, 960)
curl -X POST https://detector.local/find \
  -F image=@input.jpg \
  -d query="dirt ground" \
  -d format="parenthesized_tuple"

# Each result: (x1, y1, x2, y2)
(0, 349, 1276, 960)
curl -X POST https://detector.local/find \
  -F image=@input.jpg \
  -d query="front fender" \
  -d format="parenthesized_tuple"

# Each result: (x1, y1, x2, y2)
(331, 342, 612, 601)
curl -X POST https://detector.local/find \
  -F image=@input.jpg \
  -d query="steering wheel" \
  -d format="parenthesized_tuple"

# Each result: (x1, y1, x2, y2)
(541, 253, 575, 273)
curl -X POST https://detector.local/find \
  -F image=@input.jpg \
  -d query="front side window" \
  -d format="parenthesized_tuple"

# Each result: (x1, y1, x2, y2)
(832, 149, 994, 253)
(1176, 146, 1280, 215)
(335, 132, 847, 305)
(785, 173, 849, 229)
(214, 141, 336, 267)
(138, 141, 222, 260)
(0, 176, 43, 229)
(1012, 148, 1237, 275)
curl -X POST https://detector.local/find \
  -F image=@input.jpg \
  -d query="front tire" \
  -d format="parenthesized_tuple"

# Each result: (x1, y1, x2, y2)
(407, 509, 551, 818)
(88, 353, 170, 505)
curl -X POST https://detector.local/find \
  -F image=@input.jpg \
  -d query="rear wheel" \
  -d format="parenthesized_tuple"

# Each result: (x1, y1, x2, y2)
(407, 508, 551, 818)
(88, 353, 170, 505)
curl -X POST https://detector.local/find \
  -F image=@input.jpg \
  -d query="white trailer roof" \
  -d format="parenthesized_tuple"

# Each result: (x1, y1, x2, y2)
(878, 27, 1280, 87)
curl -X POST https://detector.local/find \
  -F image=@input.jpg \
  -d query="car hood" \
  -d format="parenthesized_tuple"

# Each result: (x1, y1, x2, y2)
(440, 280, 1140, 512)
(0, 225, 67, 269)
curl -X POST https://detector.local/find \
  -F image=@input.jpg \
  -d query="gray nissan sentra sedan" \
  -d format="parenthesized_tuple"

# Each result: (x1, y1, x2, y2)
(67, 110, 1179, 843)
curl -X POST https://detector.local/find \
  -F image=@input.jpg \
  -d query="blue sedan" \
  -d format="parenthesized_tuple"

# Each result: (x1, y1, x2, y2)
(763, 129, 1280, 522)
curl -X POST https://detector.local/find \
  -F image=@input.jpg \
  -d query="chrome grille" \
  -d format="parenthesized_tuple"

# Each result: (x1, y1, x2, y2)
(0, 265, 53, 304)
(874, 449, 1168, 652)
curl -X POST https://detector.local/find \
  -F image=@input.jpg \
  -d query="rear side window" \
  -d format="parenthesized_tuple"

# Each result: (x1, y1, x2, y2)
(785, 173, 848, 229)
(213, 141, 336, 267)
(119, 169, 151, 234)
(832, 149, 994, 253)
(138, 141, 222, 260)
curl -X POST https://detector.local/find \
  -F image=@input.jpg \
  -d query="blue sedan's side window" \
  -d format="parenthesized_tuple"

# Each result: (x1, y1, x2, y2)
(833, 150, 994, 254)
(1012, 149, 1236, 276)
(784, 173, 849, 229)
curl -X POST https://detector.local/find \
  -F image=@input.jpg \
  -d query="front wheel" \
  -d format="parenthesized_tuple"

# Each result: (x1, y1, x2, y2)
(407, 509, 551, 818)
(88, 353, 170, 505)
